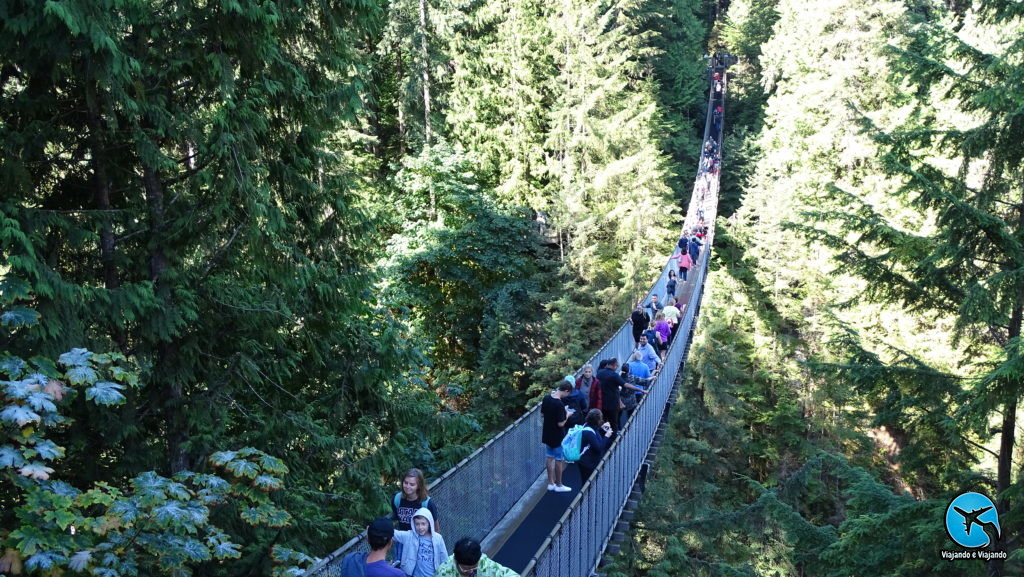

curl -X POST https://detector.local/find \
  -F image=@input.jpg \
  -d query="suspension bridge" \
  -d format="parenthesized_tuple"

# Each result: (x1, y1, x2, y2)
(303, 59, 730, 577)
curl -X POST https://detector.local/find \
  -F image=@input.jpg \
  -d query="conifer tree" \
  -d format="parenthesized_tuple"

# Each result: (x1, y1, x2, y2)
(0, 0, 455, 560)
(796, 3, 1024, 568)
(543, 0, 680, 317)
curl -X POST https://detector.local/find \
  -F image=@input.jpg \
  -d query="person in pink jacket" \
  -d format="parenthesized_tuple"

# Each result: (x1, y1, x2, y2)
(671, 250, 693, 281)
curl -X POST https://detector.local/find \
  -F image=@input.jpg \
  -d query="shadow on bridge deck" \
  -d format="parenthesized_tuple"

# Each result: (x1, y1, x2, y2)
(491, 466, 583, 573)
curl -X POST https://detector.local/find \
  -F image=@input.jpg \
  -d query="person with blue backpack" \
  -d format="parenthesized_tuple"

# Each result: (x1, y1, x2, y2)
(392, 468, 440, 532)
(391, 468, 440, 562)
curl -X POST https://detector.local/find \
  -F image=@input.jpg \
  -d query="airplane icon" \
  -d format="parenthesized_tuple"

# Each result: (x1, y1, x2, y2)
(953, 505, 992, 534)
(952, 505, 1001, 547)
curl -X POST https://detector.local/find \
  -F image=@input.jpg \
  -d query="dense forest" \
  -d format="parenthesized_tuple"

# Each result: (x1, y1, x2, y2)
(1, 0, 1022, 576)
(614, 0, 1024, 575)
(0, 0, 707, 575)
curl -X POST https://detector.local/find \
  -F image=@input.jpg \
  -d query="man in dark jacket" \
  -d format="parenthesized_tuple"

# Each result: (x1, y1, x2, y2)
(629, 302, 650, 347)
(596, 358, 626, 433)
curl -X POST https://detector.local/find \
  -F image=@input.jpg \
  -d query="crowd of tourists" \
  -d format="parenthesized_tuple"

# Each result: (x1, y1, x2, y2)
(339, 63, 725, 577)
(340, 124, 721, 577)
(542, 207, 712, 490)
(339, 214, 714, 577)
(342, 468, 519, 577)
(534, 98, 723, 495)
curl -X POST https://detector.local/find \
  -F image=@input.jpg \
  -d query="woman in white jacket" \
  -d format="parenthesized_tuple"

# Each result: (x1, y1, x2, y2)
(393, 507, 448, 577)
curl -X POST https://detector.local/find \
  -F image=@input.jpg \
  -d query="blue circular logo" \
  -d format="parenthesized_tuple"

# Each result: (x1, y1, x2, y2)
(945, 492, 1001, 549)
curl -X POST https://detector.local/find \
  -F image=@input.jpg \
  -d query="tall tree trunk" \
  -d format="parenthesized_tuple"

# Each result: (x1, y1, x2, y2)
(991, 301, 1022, 577)
(142, 157, 187, 474)
(83, 60, 119, 294)
(419, 0, 432, 146)
(83, 55, 129, 354)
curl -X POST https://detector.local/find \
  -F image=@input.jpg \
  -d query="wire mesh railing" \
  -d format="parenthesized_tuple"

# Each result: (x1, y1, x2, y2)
(302, 402, 545, 576)
(304, 66, 728, 577)
(522, 174, 719, 577)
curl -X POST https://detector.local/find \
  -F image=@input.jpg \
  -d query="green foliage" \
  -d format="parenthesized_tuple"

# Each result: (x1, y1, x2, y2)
(787, 0, 1024, 566)
(646, 0, 713, 201)
(386, 143, 550, 423)
(1, 303, 306, 577)
(620, 0, 1024, 574)
(2, 0, 714, 570)
(0, 0, 478, 565)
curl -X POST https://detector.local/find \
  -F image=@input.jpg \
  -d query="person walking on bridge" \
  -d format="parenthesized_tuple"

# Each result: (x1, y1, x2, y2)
(629, 302, 650, 347)
(392, 469, 441, 533)
(635, 334, 661, 373)
(541, 380, 574, 492)
(393, 508, 447, 577)
(578, 409, 615, 483)
(688, 234, 702, 264)
(644, 293, 664, 322)
(391, 468, 441, 561)
(575, 364, 597, 407)
(341, 518, 405, 577)
(436, 538, 519, 577)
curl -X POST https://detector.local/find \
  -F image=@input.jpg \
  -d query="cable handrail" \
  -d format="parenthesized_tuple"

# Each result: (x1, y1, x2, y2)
(521, 64, 729, 577)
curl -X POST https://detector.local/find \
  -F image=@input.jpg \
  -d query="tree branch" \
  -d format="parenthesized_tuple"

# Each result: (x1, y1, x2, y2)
(200, 222, 245, 280)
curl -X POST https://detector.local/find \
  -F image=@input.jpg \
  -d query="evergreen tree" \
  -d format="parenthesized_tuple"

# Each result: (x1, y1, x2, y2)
(615, 0, 1024, 574)
(534, 0, 687, 386)
(794, 2, 1024, 568)
(384, 143, 551, 423)
(0, 0, 456, 562)
(646, 0, 712, 202)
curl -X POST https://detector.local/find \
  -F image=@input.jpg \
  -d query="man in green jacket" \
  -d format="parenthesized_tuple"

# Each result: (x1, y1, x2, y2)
(435, 538, 519, 577)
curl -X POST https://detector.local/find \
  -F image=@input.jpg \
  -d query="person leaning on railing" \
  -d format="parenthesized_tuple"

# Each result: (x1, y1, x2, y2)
(577, 409, 615, 483)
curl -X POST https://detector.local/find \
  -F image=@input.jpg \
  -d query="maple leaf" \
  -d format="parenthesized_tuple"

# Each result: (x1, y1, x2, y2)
(1, 405, 41, 427)
(0, 548, 23, 575)
(44, 380, 66, 401)
(32, 440, 65, 461)
(68, 550, 92, 572)
(0, 356, 28, 378)
(18, 462, 55, 480)
(0, 446, 26, 468)
(214, 541, 242, 559)
(84, 382, 125, 405)
(57, 348, 92, 368)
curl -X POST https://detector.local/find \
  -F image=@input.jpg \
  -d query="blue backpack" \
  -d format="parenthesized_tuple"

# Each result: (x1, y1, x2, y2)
(561, 425, 590, 463)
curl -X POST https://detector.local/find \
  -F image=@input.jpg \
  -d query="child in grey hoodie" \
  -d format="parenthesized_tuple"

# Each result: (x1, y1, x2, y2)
(392, 508, 447, 577)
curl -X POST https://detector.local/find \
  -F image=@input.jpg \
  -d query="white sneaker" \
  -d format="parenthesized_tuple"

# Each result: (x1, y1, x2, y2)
(547, 484, 556, 491)
(554, 485, 572, 492)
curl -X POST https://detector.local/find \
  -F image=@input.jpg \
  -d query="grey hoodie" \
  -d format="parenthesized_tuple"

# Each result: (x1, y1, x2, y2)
(392, 507, 448, 576)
